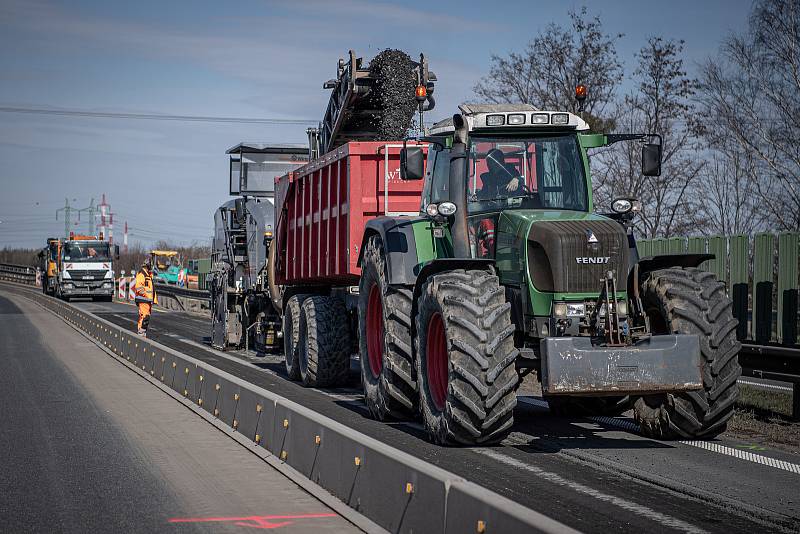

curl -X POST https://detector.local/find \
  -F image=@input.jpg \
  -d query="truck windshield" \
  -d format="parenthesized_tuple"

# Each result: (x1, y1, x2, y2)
(467, 135, 588, 213)
(63, 242, 110, 262)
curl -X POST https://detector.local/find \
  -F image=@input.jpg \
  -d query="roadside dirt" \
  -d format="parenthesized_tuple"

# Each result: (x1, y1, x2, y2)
(724, 385, 800, 455)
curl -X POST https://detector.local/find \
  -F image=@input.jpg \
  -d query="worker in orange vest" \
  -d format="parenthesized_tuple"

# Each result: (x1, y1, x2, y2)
(134, 258, 158, 337)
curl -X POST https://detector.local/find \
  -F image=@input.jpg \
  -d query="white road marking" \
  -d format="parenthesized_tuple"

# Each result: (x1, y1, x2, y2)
(519, 397, 800, 475)
(738, 379, 794, 393)
(474, 448, 708, 534)
(678, 440, 800, 474)
(314, 390, 363, 403)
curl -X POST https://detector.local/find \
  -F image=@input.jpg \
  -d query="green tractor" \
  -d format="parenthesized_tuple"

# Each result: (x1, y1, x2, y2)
(357, 103, 740, 445)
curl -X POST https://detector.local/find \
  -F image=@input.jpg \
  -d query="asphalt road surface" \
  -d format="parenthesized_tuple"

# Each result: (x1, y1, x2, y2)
(0, 290, 359, 534)
(66, 295, 800, 534)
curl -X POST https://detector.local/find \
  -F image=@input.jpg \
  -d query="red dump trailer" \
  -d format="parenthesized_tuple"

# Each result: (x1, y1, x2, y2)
(274, 141, 426, 286)
(271, 140, 427, 391)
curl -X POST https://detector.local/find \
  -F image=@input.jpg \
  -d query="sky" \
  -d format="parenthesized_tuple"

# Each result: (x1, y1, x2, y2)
(0, 0, 753, 250)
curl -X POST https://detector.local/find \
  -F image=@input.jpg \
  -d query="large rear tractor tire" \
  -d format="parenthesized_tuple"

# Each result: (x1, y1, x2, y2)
(634, 267, 741, 439)
(298, 296, 352, 388)
(283, 294, 308, 381)
(415, 269, 518, 445)
(358, 235, 416, 420)
(546, 395, 631, 417)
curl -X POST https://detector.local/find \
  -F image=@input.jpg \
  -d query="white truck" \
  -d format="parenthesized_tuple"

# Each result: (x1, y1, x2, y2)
(56, 233, 119, 302)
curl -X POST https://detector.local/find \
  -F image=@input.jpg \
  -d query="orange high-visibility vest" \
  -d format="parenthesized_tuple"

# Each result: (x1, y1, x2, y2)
(134, 270, 158, 305)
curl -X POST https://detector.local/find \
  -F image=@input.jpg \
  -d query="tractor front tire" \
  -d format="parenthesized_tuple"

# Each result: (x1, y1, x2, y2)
(298, 296, 351, 387)
(358, 235, 416, 420)
(634, 267, 741, 439)
(283, 294, 308, 381)
(415, 269, 518, 445)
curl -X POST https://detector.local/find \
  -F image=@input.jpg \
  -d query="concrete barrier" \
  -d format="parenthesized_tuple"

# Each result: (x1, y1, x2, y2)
(7, 283, 575, 534)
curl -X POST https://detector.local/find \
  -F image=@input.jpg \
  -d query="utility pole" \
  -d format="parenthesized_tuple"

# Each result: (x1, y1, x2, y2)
(76, 197, 96, 235)
(56, 198, 79, 238)
(86, 198, 96, 235)
(98, 193, 110, 239)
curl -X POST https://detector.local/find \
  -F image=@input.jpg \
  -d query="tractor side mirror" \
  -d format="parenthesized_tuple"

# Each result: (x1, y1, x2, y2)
(642, 143, 662, 176)
(400, 147, 425, 180)
(114, 244, 120, 260)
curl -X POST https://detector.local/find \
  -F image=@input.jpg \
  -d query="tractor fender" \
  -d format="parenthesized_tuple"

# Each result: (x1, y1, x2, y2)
(631, 253, 714, 289)
(410, 258, 496, 338)
(357, 217, 421, 286)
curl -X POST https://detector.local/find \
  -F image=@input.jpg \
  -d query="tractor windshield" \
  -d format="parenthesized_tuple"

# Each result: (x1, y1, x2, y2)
(467, 135, 589, 214)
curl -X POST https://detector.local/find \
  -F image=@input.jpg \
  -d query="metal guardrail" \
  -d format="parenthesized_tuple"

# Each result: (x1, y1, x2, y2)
(739, 343, 800, 419)
(7, 282, 571, 534)
(0, 262, 37, 285)
(154, 282, 210, 302)
(153, 282, 210, 315)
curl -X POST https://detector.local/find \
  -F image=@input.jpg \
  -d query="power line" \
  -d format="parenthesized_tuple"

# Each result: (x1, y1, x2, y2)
(0, 106, 318, 125)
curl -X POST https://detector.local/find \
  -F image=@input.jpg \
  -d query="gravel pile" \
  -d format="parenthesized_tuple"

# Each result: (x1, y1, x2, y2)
(368, 49, 417, 140)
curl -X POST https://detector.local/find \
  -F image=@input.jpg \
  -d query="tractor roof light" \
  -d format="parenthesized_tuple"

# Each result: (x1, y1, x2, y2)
(531, 113, 549, 125)
(507, 114, 525, 125)
(552, 113, 570, 125)
(415, 84, 427, 102)
(486, 114, 505, 126)
(575, 85, 587, 101)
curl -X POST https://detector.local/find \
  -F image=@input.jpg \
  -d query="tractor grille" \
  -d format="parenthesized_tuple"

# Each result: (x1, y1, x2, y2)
(527, 219, 629, 293)
(68, 269, 108, 279)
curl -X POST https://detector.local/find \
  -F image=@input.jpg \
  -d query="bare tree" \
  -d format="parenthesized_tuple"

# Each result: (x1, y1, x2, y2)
(691, 145, 768, 235)
(696, 0, 800, 231)
(594, 37, 702, 238)
(473, 7, 623, 130)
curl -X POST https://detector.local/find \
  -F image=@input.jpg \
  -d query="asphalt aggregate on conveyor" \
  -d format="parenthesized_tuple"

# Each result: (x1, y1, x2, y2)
(0, 291, 358, 534)
(64, 297, 800, 532)
(368, 49, 418, 140)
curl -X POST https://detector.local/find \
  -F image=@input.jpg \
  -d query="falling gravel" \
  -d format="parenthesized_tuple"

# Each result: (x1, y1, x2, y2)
(368, 49, 417, 140)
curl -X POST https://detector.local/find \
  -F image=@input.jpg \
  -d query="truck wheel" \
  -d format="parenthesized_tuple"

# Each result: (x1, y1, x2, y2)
(415, 269, 518, 445)
(634, 267, 741, 439)
(546, 395, 631, 417)
(298, 296, 352, 387)
(283, 294, 307, 380)
(358, 235, 416, 420)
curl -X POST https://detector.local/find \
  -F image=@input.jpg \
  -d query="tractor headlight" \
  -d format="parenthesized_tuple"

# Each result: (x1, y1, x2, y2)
(616, 299, 628, 316)
(426, 203, 439, 217)
(438, 202, 457, 216)
(553, 302, 567, 317)
(566, 302, 586, 316)
(612, 198, 633, 213)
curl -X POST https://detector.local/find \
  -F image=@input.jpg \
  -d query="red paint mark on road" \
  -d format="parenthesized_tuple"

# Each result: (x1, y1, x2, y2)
(168, 513, 337, 529)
